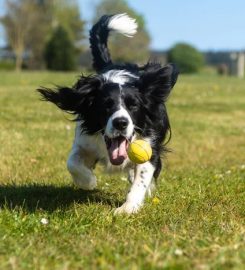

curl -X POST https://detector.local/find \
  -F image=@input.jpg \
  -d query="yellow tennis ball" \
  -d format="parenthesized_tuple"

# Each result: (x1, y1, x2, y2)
(127, 140, 152, 164)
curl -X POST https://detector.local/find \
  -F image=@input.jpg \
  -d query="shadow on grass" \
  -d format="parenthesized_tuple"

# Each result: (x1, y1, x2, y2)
(0, 184, 122, 213)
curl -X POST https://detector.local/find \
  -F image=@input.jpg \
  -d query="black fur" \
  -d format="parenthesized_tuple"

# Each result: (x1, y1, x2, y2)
(37, 14, 179, 179)
(89, 15, 113, 72)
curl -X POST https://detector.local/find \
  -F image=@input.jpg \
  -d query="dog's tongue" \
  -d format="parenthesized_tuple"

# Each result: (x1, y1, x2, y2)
(109, 137, 128, 165)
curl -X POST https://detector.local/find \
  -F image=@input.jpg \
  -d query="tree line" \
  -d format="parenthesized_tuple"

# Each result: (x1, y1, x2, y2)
(0, 0, 151, 71)
(0, 0, 204, 73)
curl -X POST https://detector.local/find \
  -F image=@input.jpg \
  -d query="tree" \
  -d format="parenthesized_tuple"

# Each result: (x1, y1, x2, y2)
(93, 0, 150, 64)
(44, 26, 76, 71)
(50, 0, 85, 44)
(43, 0, 85, 71)
(0, 0, 85, 70)
(26, 2, 52, 69)
(0, 0, 39, 70)
(168, 43, 204, 73)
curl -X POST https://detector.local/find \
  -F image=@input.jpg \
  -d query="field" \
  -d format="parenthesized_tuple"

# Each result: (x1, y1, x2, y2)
(0, 71, 244, 270)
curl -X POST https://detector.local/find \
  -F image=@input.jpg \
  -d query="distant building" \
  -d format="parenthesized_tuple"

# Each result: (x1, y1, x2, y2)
(149, 50, 168, 65)
(79, 49, 93, 70)
(205, 50, 245, 78)
(1, 45, 245, 77)
(0, 47, 15, 61)
(149, 50, 245, 78)
(79, 50, 169, 70)
(0, 47, 30, 67)
(230, 52, 245, 78)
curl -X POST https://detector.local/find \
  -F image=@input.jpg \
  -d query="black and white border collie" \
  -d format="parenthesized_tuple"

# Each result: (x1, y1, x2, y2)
(38, 14, 178, 214)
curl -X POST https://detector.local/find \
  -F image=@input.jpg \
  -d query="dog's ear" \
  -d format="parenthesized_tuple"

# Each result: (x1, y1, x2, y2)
(139, 64, 179, 102)
(37, 75, 102, 114)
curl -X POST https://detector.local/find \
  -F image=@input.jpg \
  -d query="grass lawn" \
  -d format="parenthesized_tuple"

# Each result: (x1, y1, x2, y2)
(0, 71, 244, 270)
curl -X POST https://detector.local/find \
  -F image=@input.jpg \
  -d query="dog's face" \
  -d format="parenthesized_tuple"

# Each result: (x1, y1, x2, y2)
(96, 82, 143, 165)
(38, 64, 178, 165)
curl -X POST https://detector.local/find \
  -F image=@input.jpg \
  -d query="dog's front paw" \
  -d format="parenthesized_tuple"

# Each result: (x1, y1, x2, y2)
(73, 175, 97, 190)
(114, 201, 141, 215)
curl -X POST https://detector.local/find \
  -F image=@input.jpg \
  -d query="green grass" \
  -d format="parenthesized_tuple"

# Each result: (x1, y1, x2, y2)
(0, 71, 244, 270)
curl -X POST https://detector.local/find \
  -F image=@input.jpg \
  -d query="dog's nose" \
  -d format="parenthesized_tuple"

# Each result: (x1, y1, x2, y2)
(112, 117, 129, 131)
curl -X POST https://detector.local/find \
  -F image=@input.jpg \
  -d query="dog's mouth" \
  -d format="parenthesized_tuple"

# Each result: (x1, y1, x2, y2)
(104, 135, 131, 165)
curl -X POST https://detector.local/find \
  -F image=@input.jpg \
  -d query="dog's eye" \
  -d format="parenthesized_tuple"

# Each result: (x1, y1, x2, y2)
(125, 97, 137, 110)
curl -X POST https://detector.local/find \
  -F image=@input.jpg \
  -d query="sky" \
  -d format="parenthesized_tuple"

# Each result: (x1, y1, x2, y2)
(1, 0, 245, 51)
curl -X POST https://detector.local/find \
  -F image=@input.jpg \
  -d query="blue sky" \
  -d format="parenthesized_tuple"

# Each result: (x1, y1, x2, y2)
(1, 0, 245, 51)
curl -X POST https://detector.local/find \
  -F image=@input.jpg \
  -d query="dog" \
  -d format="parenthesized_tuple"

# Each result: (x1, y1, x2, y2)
(38, 13, 178, 214)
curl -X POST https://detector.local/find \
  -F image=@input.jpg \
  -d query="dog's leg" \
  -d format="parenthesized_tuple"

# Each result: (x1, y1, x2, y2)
(67, 146, 97, 190)
(115, 162, 155, 214)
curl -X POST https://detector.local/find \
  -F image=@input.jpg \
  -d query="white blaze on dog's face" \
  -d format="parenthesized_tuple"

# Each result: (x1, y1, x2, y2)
(104, 106, 134, 166)
(102, 70, 140, 166)
(105, 106, 134, 138)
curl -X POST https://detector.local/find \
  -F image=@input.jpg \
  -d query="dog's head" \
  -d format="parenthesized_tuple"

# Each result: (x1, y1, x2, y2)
(38, 64, 178, 165)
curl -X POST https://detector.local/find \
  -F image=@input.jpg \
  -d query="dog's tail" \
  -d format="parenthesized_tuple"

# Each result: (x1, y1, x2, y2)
(90, 13, 138, 72)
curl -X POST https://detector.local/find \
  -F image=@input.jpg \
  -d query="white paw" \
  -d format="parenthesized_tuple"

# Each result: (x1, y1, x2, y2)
(114, 202, 141, 215)
(72, 175, 97, 190)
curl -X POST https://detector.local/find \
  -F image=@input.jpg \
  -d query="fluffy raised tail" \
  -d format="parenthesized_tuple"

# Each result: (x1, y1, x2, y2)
(89, 13, 138, 72)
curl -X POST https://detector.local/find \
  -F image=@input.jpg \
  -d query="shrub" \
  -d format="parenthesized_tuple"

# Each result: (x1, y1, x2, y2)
(168, 43, 204, 73)
(44, 26, 76, 71)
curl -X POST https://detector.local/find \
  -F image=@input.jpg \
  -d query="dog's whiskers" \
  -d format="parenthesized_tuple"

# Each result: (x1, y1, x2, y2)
(94, 128, 104, 135)
(134, 125, 143, 132)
